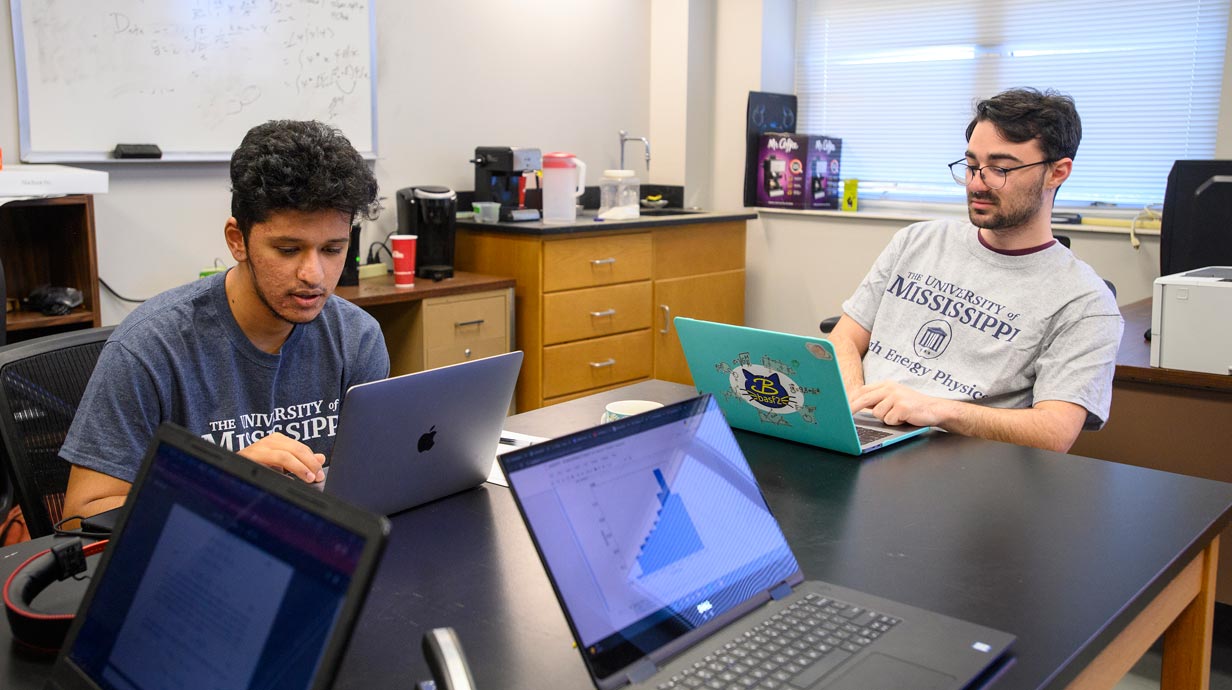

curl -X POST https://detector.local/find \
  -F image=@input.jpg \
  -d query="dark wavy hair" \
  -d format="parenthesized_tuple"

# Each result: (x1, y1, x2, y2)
(965, 88, 1082, 162)
(230, 120, 380, 241)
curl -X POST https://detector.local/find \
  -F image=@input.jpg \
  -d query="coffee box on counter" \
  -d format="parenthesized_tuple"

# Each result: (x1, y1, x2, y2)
(755, 133, 841, 210)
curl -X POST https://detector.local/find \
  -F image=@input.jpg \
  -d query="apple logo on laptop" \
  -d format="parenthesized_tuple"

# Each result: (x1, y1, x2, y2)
(417, 426, 437, 453)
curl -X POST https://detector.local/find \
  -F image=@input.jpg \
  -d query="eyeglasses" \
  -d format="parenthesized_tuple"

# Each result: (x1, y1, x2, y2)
(948, 159, 1056, 190)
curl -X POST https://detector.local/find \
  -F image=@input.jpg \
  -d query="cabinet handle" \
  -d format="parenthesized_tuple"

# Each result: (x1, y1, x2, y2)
(589, 308, 616, 318)
(455, 319, 485, 328)
(590, 257, 616, 266)
(589, 358, 616, 369)
(464, 348, 473, 358)
(660, 305, 671, 334)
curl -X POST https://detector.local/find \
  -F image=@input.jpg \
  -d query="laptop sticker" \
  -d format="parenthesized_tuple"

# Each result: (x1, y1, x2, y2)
(714, 352, 818, 426)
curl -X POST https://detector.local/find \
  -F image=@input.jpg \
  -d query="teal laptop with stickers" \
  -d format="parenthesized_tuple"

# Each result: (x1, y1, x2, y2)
(674, 318, 929, 455)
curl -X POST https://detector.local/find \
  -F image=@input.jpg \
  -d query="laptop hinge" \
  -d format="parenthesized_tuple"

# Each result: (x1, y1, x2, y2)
(626, 658, 658, 684)
(769, 582, 793, 600)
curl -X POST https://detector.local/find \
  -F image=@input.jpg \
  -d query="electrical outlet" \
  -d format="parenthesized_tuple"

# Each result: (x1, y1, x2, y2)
(358, 263, 387, 280)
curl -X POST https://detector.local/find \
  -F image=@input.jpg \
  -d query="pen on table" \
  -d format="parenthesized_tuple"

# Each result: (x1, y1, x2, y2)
(499, 436, 531, 448)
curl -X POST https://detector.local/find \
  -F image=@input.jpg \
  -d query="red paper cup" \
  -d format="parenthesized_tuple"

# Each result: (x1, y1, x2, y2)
(390, 234, 417, 287)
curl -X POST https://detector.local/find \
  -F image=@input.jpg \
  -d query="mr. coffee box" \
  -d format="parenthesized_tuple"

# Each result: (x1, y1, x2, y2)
(755, 133, 842, 210)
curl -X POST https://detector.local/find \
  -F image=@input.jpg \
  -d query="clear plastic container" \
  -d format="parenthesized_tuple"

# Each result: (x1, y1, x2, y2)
(598, 169, 640, 220)
(542, 152, 586, 224)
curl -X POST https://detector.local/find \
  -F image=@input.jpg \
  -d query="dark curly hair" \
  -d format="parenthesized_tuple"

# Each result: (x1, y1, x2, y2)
(230, 120, 380, 241)
(965, 88, 1081, 162)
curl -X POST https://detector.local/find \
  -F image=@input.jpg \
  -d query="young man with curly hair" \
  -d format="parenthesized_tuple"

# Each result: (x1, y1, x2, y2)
(62, 120, 389, 519)
(828, 88, 1123, 453)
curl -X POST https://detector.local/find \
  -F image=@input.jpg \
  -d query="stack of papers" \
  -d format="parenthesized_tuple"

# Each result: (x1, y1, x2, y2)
(487, 430, 548, 487)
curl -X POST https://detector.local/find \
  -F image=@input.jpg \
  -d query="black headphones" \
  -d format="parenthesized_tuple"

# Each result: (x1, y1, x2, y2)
(4, 538, 108, 653)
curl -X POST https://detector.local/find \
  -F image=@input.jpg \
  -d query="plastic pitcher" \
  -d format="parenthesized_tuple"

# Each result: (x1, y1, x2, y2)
(542, 152, 586, 224)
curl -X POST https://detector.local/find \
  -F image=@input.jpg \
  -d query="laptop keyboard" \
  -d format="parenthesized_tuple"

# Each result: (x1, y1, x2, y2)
(656, 593, 901, 689)
(855, 426, 893, 446)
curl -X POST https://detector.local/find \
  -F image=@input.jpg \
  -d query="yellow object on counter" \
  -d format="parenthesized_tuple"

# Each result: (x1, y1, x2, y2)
(841, 180, 858, 212)
(1080, 217, 1161, 230)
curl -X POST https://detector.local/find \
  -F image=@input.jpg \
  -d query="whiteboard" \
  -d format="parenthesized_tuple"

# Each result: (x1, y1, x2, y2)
(11, 0, 377, 162)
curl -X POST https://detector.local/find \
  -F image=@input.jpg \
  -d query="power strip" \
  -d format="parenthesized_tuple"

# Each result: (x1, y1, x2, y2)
(358, 263, 387, 280)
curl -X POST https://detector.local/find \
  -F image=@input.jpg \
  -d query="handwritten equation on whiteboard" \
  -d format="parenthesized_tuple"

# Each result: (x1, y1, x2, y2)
(17, 0, 375, 156)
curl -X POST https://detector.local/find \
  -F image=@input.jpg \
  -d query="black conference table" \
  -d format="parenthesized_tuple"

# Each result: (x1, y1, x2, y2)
(3, 380, 1230, 690)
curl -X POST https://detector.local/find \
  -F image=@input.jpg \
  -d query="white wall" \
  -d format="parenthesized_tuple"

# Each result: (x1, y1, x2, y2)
(0, 0, 651, 324)
(649, 0, 691, 188)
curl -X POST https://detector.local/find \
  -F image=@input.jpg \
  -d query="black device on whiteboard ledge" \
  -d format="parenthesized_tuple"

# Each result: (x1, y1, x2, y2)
(112, 143, 162, 159)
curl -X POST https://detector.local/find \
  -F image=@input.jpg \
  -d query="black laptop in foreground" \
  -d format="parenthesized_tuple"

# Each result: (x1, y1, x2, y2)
(499, 395, 1014, 690)
(45, 423, 389, 690)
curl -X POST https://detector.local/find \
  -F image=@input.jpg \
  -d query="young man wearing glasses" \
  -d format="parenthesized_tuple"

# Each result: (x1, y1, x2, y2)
(827, 88, 1123, 452)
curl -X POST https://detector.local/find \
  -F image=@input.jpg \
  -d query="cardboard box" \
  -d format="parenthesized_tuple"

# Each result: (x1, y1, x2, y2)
(805, 136, 842, 210)
(755, 133, 841, 209)
(0, 164, 109, 196)
(755, 133, 807, 208)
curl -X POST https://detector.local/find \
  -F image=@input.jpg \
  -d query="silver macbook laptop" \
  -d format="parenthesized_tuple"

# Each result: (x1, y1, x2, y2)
(675, 318, 929, 455)
(324, 351, 523, 515)
(498, 396, 1013, 690)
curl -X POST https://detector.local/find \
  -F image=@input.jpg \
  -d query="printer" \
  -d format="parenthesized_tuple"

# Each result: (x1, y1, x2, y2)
(1151, 266, 1232, 375)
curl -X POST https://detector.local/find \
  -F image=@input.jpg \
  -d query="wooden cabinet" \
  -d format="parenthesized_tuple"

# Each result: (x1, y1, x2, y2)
(1, 195, 101, 344)
(456, 219, 746, 411)
(652, 222, 746, 383)
(654, 269, 745, 383)
(337, 274, 513, 378)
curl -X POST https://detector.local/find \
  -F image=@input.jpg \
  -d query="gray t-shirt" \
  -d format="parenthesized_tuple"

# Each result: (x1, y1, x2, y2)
(60, 270, 390, 482)
(841, 219, 1123, 429)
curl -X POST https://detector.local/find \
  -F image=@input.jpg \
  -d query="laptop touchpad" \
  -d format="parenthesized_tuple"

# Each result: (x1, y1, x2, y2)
(823, 653, 954, 690)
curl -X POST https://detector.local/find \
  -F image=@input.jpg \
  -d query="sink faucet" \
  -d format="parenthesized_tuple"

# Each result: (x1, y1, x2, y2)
(619, 130, 651, 172)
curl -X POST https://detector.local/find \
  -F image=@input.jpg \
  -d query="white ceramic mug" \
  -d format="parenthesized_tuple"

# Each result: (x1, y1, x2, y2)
(600, 399, 663, 424)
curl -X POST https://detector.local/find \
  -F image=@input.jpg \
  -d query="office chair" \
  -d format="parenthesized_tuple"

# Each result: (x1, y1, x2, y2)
(819, 235, 1116, 335)
(0, 326, 114, 538)
(1, 255, 7, 347)
(1054, 235, 1117, 298)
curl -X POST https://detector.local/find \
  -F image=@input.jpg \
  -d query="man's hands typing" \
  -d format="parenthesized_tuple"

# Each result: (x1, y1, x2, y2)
(237, 432, 327, 483)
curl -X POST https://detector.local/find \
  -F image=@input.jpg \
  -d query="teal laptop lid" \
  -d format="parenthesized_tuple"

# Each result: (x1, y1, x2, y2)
(674, 318, 927, 455)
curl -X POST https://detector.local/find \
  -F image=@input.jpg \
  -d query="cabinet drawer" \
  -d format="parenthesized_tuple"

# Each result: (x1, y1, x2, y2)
(423, 292, 508, 350)
(543, 281, 652, 345)
(653, 222, 746, 280)
(543, 233, 652, 292)
(542, 330, 653, 399)
(426, 335, 508, 370)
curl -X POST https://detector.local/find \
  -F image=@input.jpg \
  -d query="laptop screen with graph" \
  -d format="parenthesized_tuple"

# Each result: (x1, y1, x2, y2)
(500, 396, 801, 682)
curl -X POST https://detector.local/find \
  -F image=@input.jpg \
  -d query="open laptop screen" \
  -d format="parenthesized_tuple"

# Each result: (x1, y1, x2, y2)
(501, 396, 800, 680)
(64, 439, 370, 690)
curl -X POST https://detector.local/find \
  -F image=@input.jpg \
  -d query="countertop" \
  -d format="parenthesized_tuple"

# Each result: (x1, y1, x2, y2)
(454, 209, 756, 235)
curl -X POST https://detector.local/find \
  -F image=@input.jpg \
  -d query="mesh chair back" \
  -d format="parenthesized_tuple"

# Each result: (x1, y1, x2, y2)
(1, 256, 7, 347)
(0, 326, 114, 537)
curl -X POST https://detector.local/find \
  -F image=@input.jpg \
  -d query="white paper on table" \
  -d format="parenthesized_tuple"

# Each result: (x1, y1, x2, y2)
(487, 430, 549, 487)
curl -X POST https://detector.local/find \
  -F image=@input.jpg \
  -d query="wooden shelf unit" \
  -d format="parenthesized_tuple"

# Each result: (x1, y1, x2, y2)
(1, 195, 101, 344)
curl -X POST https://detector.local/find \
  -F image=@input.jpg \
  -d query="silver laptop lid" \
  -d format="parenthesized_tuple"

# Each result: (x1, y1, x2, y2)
(325, 351, 523, 515)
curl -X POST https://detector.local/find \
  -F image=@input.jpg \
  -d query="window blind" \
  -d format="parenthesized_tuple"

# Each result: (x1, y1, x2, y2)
(794, 0, 1229, 206)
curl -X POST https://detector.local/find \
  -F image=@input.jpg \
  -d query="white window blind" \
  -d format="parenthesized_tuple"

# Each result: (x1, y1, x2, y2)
(794, 0, 1229, 206)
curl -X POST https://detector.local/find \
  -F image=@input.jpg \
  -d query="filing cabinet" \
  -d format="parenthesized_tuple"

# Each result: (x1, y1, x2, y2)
(359, 288, 512, 377)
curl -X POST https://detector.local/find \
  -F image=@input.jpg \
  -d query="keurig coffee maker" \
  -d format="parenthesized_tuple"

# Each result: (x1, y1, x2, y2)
(396, 186, 457, 280)
(470, 146, 542, 221)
